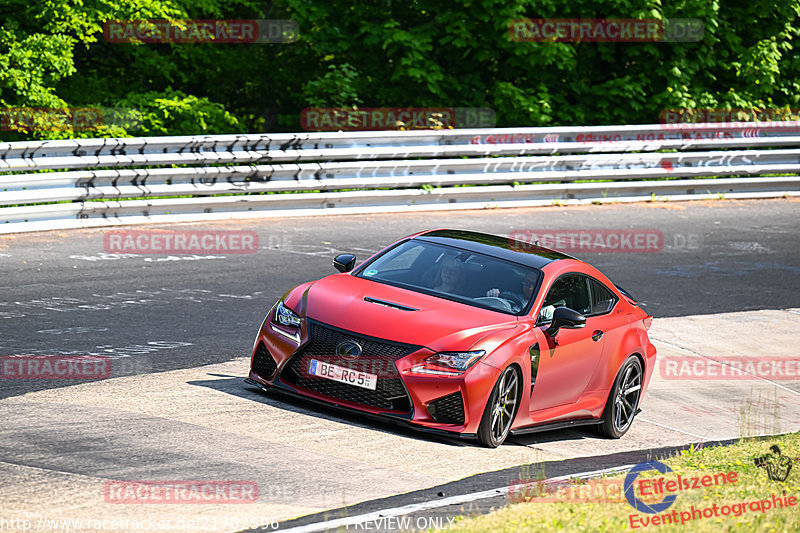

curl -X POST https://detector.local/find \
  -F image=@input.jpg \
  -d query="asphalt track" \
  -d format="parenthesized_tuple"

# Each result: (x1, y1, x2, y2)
(1, 198, 799, 532)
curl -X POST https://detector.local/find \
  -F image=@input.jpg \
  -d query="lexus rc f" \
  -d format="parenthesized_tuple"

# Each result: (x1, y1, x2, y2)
(246, 229, 656, 447)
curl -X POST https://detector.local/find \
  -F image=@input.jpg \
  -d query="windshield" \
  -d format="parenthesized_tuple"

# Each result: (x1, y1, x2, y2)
(355, 240, 542, 315)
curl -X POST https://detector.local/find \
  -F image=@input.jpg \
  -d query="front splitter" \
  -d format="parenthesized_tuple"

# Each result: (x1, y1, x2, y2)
(244, 377, 477, 441)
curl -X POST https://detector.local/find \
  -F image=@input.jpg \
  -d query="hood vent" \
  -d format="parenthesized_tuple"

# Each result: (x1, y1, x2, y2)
(364, 296, 419, 312)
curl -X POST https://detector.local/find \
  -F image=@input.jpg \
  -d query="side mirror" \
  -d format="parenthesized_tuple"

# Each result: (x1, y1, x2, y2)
(333, 253, 356, 273)
(545, 307, 586, 338)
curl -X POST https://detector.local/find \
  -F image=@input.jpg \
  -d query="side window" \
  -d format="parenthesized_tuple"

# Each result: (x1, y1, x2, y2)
(538, 274, 591, 322)
(589, 279, 617, 315)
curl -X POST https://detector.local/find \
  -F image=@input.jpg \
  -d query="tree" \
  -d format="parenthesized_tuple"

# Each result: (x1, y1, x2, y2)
(1, 0, 798, 140)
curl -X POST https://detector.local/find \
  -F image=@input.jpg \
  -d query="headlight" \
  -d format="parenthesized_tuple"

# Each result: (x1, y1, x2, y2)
(409, 350, 486, 375)
(274, 300, 301, 328)
(426, 351, 486, 371)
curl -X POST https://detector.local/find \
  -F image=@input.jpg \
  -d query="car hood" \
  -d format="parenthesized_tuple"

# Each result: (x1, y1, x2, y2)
(302, 274, 518, 351)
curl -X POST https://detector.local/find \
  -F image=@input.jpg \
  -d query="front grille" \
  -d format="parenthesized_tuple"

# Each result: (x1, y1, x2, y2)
(280, 320, 418, 412)
(252, 343, 278, 379)
(427, 392, 465, 425)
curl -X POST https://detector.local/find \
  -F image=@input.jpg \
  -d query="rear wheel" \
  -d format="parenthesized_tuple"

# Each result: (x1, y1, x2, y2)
(477, 365, 521, 448)
(598, 356, 642, 438)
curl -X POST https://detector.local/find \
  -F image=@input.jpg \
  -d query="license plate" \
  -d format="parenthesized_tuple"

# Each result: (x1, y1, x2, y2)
(308, 359, 378, 391)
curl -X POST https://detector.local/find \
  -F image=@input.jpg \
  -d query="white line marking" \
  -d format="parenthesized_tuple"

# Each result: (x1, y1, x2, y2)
(277, 464, 635, 533)
(0, 460, 97, 479)
(637, 418, 709, 440)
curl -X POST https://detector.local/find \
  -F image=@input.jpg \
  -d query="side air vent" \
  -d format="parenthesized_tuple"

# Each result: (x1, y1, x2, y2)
(529, 343, 540, 392)
(252, 343, 278, 379)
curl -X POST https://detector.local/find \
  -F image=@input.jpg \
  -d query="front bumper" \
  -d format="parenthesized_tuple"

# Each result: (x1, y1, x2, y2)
(244, 376, 477, 440)
(249, 316, 498, 435)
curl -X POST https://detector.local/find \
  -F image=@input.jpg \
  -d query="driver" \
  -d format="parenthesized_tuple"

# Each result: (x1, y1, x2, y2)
(486, 271, 537, 303)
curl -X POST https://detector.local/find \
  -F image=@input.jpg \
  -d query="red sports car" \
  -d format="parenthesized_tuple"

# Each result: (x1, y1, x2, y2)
(246, 229, 656, 447)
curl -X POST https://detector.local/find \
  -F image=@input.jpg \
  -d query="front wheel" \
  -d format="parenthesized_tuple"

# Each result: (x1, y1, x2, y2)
(597, 356, 643, 438)
(477, 365, 521, 448)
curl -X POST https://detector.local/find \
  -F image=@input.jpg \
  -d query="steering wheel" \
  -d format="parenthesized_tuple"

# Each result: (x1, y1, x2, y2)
(473, 296, 514, 312)
(497, 291, 525, 310)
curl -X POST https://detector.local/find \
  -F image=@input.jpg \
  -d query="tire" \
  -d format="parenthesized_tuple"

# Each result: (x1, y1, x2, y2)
(477, 365, 521, 448)
(597, 356, 643, 438)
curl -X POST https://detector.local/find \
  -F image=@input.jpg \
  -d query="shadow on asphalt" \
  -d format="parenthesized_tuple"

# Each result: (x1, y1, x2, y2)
(508, 427, 601, 447)
(187, 373, 476, 447)
(188, 372, 604, 450)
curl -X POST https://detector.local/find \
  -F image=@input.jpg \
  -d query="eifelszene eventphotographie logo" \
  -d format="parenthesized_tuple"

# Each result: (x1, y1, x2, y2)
(754, 445, 795, 482)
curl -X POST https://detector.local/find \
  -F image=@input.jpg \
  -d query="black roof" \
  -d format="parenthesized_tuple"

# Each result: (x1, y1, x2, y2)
(414, 229, 571, 269)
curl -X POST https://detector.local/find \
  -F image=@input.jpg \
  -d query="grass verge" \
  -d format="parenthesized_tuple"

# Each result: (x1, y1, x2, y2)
(437, 432, 799, 532)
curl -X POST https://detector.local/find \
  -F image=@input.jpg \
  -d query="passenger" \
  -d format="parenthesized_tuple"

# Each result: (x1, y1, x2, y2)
(431, 256, 469, 295)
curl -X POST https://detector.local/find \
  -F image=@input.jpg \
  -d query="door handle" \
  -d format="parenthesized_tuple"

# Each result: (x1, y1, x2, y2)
(592, 330, 604, 341)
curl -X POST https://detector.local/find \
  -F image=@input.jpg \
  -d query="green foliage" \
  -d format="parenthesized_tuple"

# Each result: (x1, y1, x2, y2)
(302, 63, 362, 107)
(117, 88, 240, 135)
(1, 0, 799, 140)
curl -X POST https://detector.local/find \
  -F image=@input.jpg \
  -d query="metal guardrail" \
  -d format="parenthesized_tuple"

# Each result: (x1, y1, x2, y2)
(1, 124, 799, 234)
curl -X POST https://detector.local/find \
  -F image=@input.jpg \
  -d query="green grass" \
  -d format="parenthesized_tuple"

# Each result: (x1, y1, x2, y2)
(434, 432, 800, 533)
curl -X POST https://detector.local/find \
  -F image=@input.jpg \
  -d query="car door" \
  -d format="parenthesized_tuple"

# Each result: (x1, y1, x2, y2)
(583, 276, 629, 387)
(529, 274, 606, 414)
